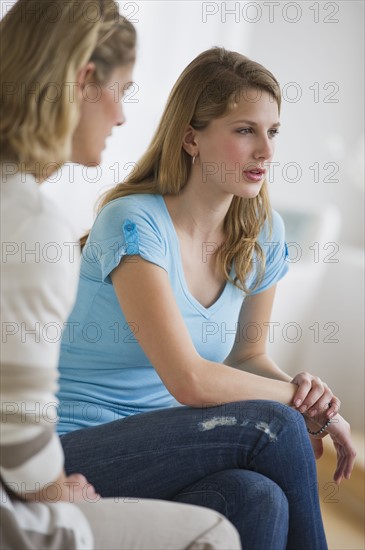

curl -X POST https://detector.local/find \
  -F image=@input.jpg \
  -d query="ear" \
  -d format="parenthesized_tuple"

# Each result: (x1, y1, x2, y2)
(76, 62, 97, 100)
(182, 125, 199, 157)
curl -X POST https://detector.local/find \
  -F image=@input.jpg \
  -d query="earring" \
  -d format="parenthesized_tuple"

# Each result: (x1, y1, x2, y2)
(192, 154, 197, 165)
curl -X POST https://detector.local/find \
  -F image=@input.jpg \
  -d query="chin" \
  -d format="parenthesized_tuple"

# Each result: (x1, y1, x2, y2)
(84, 154, 102, 167)
(71, 153, 101, 167)
(235, 186, 262, 200)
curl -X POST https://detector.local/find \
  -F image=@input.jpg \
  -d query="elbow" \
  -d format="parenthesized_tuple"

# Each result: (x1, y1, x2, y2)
(176, 390, 201, 408)
(170, 367, 206, 407)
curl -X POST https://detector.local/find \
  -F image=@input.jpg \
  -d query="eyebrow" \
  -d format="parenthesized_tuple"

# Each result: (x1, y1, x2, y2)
(229, 120, 281, 127)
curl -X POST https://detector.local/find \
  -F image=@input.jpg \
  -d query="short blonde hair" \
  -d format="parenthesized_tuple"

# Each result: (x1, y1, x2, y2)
(0, 0, 136, 177)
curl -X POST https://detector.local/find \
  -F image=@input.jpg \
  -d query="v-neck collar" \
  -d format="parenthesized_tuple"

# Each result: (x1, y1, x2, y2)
(158, 194, 231, 319)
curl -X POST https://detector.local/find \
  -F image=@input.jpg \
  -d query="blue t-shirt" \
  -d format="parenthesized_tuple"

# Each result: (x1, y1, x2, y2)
(57, 194, 289, 434)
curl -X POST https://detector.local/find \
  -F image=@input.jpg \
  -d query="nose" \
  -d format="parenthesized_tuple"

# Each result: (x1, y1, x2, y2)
(115, 103, 125, 127)
(253, 134, 274, 161)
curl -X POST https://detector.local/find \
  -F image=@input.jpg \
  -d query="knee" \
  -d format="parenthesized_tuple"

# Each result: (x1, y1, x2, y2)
(244, 476, 289, 519)
(256, 400, 303, 422)
(249, 400, 306, 434)
(227, 399, 303, 424)
(258, 481, 289, 520)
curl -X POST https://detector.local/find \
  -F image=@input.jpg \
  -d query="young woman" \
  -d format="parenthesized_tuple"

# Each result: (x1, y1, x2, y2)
(0, 2, 241, 549)
(56, 48, 356, 549)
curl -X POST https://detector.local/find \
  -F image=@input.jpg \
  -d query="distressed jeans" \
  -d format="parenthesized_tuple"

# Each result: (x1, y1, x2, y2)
(61, 400, 328, 550)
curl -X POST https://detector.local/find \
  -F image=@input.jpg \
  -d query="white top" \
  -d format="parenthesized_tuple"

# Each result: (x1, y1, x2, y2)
(0, 169, 93, 549)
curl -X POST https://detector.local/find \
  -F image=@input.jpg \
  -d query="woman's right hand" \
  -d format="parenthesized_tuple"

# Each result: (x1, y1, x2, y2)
(291, 371, 340, 419)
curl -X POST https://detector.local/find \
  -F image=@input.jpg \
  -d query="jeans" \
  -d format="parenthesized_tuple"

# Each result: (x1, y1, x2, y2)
(61, 400, 328, 550)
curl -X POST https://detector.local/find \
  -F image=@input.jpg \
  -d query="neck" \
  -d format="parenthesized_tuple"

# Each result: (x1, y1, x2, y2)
(164, 175, 233, 241)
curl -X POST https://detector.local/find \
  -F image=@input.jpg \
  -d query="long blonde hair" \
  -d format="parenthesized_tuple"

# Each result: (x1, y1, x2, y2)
(96, 48, 281, 292)
(0, 0, 136, 178)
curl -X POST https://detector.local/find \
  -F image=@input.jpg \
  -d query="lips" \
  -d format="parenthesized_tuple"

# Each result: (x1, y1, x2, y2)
(243, 167, 266, 182)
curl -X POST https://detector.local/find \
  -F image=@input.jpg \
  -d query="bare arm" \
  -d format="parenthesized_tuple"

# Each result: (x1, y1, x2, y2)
(111, 257, 298, 407)
(225, 285, 340, 418)
(111, 256, 353, 482)
(224, 286, 290, 377)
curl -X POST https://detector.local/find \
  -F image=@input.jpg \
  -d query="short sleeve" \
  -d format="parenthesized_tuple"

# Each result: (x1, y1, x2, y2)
(250, 210, 289, 295)
(85, 195, 168, 283)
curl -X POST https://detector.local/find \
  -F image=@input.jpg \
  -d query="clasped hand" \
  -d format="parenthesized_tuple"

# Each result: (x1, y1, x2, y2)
(291, 371, 340, 418)
(291, 371, 356, 484)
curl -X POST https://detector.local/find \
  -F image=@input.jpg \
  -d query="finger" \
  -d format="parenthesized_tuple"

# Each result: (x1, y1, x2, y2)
(332, 443, 345, 477)
(69, 473, 87, 483)
(333, 453, 346, 484)
(83, 483, 100, 499)
(333, 470, 343, 485)
(299, 385, 325, 414)
(292, 380, 312, 408)
(344, 448, 357, 479)
(307, 391, 341, 419)
(306, 390, 333, 418)
(327, 396, 341, 418)
(336, 447, 348, 482)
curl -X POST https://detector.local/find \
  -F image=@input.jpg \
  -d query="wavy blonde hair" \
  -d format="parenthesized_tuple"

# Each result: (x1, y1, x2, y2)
(96, 48, 281, 292)
(0, 0, 136, 178)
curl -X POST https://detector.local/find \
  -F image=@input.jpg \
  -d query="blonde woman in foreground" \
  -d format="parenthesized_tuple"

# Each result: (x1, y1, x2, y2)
(0, 1, 241, 549)
(57, 47, 356, 550)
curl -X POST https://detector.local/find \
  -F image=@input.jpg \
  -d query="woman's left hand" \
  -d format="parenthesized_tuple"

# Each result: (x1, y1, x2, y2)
(291, 371, 340, 419)
(326, 414, 356, 483)
(305, 414, 356, 484)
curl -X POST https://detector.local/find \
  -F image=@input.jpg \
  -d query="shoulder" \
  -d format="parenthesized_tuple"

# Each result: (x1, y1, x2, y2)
(91, 193, 165, 240)
(1, 176, 80, 335)
(1, 176, 79, 292)
(31, 193, 76, 245)
(271, 209, 285, 236)
(248, 208, 289, 294)
(1, 173, 76, 245)
(98, 193, 161, 218)
(87, 194, 169, 281)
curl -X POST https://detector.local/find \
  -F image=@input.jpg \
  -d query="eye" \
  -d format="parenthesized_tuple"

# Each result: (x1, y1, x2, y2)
(268, 128, 280, 138)
(236, 128, 252, 135)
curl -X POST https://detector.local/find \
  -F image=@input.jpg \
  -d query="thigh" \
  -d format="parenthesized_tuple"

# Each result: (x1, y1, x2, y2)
(60, 399, 307, 498)
(62, 401, 325, 549)
(172, 469, 287, 516)
(77, 498, 241, 550)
